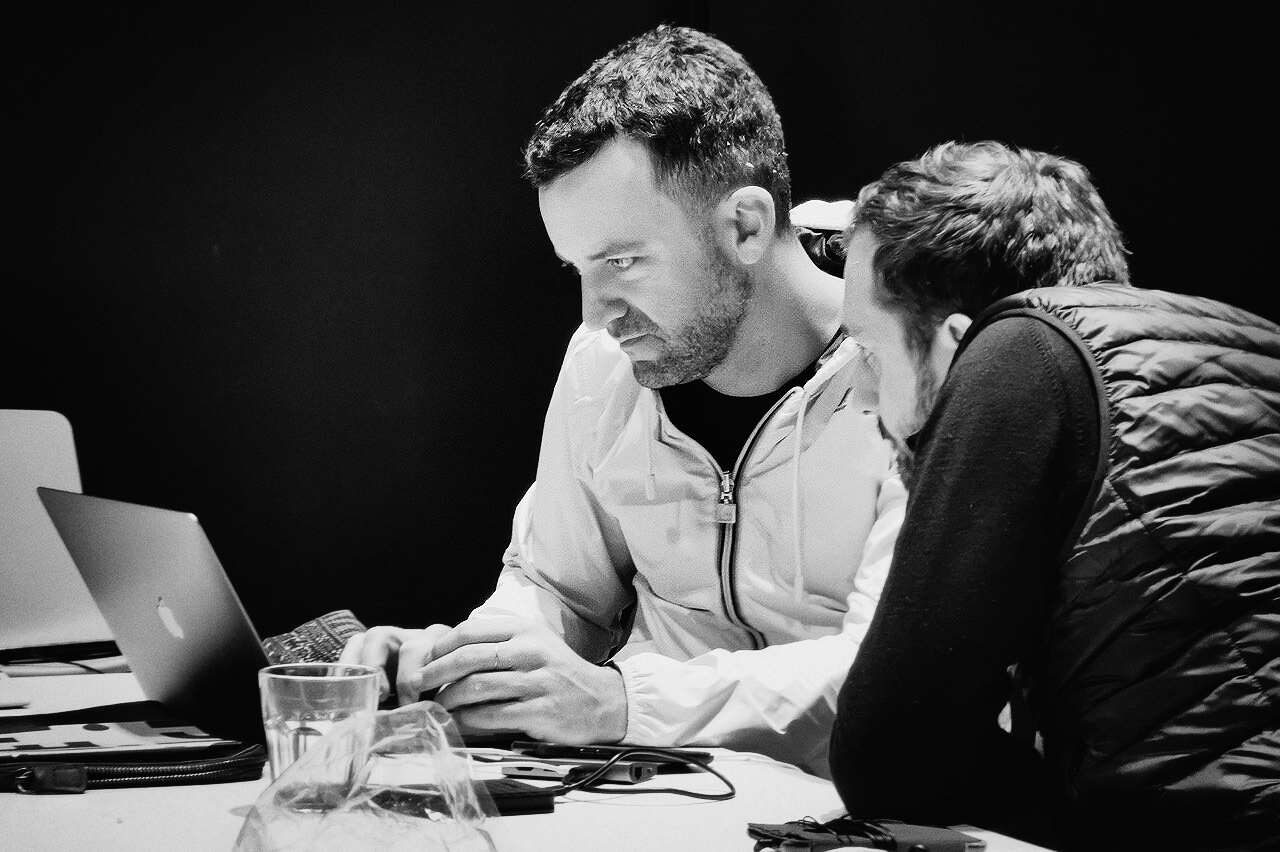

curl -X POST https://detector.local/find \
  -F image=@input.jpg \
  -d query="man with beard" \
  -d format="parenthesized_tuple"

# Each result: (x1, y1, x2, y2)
(343, 26, 902, 776)
(830, 141, 1279, 849)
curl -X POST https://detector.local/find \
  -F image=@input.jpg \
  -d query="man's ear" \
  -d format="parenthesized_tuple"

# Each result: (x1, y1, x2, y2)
(929, 313, 972, 378)
(715, 186, 775, 266)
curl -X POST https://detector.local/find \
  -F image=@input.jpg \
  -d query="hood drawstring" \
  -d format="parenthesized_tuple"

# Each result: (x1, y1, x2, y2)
(790, 336, 865, 605)
(789, 383, 810, 604)
(644, 395, 658, 500)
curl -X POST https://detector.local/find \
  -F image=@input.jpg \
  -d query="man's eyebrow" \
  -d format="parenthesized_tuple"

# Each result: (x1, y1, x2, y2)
(585, 240, 646, 262)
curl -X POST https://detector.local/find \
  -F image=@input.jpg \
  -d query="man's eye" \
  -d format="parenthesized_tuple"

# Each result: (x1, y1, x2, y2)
(605, 257, 636, 271)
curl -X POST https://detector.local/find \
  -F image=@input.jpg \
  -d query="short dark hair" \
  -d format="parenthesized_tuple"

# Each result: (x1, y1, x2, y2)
(849, 141, 1129, 351)
(524, 25, 791, 233)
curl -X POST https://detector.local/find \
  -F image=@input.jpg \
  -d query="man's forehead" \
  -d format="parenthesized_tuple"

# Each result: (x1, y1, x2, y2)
(540, 137, 659, 202)
(537, 139, 688, 258)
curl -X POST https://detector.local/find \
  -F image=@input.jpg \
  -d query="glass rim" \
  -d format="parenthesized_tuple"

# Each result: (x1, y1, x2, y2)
(259, 662, 380, 680)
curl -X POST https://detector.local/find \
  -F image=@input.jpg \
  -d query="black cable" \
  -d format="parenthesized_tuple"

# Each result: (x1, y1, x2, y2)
(0, 641, 121, 668)
(56, 659, 108, 674)
(541, 747, 736, 801)
(1, 658, 109, 674)
(791, 815, 897, 848)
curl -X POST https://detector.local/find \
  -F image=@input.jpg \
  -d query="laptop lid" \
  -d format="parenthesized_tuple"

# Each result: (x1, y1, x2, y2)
(0, 410, 113, 651)
(35, 487, 269, 742)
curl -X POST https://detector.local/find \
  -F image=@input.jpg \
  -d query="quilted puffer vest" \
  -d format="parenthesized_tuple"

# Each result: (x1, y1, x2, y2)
(968, 284, 1280, 850)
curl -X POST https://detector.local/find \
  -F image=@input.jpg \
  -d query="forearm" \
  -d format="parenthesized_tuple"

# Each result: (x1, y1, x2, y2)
(616, 630, 864, 777)
(829, 318, 1097, 824)
(472, 561, 625, 665)
(830, 657, 1046, 825)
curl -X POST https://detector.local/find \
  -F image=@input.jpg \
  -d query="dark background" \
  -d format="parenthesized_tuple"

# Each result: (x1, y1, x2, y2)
(8, 3, 1267, 637)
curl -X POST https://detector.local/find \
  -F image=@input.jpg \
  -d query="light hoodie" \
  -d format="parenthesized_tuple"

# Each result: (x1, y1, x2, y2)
(472, 323, 905, 777)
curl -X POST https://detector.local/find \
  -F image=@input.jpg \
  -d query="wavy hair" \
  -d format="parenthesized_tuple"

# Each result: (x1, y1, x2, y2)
(524, 25, 791, 233)
(849, 141, 1129, 351)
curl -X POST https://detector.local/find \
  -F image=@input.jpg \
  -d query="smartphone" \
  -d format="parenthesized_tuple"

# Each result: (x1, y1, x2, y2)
(501, 759, 658, 784)
(481, 777, 556, 815)
(509, 741, 713, 771)
(499, 761, 572, 780)
(370, 777, 555, 817)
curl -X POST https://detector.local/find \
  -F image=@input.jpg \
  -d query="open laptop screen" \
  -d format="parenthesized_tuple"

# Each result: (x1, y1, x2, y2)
(0, 410, 113, 652)
(35, 488, 269, 742)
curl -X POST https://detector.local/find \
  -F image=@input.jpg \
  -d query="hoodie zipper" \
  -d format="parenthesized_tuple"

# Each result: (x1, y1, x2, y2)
(712, 388, 802, 650)
(714, 469, 760, 648)
(651, 334, 849, 652)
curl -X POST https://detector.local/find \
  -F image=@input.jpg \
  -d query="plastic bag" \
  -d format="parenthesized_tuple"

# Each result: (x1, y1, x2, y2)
(234, 702, 497, 852)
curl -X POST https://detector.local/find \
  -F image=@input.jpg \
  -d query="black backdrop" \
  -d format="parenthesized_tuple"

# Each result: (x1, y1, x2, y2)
(9, 3, 1268, 638)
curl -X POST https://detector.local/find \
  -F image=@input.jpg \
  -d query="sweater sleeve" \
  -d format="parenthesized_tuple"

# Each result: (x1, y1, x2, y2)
(829, 316, 1099, 829)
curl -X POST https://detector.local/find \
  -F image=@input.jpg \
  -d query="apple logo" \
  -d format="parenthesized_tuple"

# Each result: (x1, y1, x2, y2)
(156, 597, 185, 640)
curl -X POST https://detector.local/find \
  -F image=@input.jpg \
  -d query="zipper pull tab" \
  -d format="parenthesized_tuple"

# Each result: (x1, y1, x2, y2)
(16, 764, 88, 794)
(715, 471, 737, 524)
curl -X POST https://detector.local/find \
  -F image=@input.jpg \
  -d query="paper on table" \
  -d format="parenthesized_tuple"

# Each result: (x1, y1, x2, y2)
(0, 673, 31, 710)
(0, 717, 227, 757)
(0, 675, 31, 706)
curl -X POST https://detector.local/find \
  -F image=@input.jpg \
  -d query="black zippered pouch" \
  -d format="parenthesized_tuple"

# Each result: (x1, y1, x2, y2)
(0, 700, 266, 793)
(1, 743, 267, 793)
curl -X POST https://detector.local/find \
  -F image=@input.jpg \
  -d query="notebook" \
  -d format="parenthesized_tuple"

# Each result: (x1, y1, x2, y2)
(0, 410, 113, 652)
(1, 488, 273, 759)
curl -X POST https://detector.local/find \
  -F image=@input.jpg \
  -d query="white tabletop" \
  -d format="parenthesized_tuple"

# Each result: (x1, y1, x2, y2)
(0, 674, 1053, 852)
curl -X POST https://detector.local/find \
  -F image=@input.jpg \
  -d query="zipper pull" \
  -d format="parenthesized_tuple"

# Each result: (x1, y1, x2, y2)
(16, 764, 88, 794)
(715, 471, 737, 524)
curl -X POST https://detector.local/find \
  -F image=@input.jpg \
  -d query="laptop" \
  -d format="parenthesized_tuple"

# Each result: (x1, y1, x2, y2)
(0, 410, 113, 653)
(20, 488, 271, 749)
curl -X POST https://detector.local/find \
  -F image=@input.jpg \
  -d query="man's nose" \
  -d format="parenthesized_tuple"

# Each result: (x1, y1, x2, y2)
(581, 275, 626, 331)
